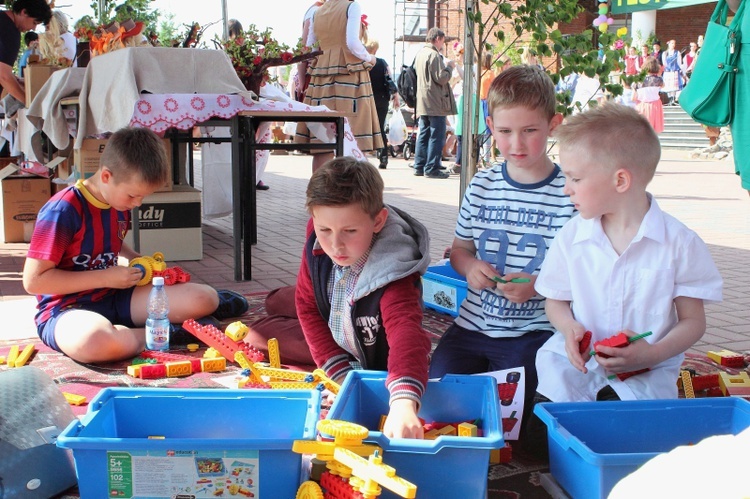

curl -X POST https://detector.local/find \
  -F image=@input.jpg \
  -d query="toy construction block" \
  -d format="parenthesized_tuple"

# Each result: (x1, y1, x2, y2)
(268, 337, 281, 368)
(333, 447, 417, 499)
(0, 356, 5, 365)
(490, 443, 512, 464)
(719, 371, 750, 397)
(292, 420, 381, 462)
(707, 349, 746, 368)
(6, 345, 19, 368)
(165, 360, 193, 377)
(200, 357, 226, 373)
(63, 392, 87, 406)
(225, 321, 249, 342)
(680, 370, 695, 398)
(458, 422, 478, 437)
(129, 253, 168, 286)
(312, 368, 340, 395)
(14, 344, 35, 367)
(182, 319, 264, 364)
(578, 330, 592, 355)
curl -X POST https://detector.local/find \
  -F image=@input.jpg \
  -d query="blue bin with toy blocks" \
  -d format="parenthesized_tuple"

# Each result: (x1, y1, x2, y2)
(57, 388, 320, 499)
(534, 397, 750, 499)
(328, 370, 504, 499)
(421, 263, 467, 317)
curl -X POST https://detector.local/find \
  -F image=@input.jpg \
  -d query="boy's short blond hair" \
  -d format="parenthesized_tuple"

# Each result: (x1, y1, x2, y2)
(306, 157, 384, 218)
(486, 64, 557, 120)
(555, 103, 661, 182)
(100, 127, 169, 187)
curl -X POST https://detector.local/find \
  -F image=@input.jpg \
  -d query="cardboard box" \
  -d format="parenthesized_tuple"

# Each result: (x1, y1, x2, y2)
(0, 164, 51, 243)
(73, 138, 173, 192)
(123, 186, 202, 261)
(24, 64, 60, 107)
(57, 388, 321, 499)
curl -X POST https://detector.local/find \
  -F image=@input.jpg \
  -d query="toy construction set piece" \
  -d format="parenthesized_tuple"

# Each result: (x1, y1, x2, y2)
(707, 349, 746, 368)
(182, 318, 264, 364)
(293, 420, 416, 499)
(126, 349, 227, 379)
(129, 252, 191, 286)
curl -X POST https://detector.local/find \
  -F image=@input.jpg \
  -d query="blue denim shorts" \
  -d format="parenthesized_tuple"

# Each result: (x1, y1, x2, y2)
(37, 288, 136, 352)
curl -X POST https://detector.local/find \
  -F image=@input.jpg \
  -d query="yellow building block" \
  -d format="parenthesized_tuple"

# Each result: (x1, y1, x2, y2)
(204, 347, 222, 358)
(225, 321, 249, 342)
(200, 357, 226, 373)
(680, 370, 695, 399)
(165, 360, 193, 377)
(312, 368, 341, 395)
(234, 351, 253, 369)
(436, 425, 457, 437)
(63, 392, 87, 406)
(719, 371, 750, 397)
(378, 414, 388, 432)
(6, 345, 19, 368)
(127, 364, 142, 377)
(14, 344, 35, 367)
(252, 364, 312, 381)
(268, 337, 280, 368)
(0, 356, 5, 365)
(268, 381, 319, 390)
(424, 429, 440, 440)
(458, 422, 478, 437)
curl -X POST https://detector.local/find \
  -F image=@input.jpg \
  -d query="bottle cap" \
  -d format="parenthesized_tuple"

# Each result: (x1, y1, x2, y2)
(152, 276, 165, 286)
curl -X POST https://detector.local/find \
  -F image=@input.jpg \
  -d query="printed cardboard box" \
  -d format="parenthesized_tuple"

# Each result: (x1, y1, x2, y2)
(0, 165, 51, 243)
(123, 186, 202, 261)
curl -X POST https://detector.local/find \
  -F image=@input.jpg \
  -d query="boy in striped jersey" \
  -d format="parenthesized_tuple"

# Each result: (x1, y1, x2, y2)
(428, 65, 576, 439)
(22, 128, 244, 364)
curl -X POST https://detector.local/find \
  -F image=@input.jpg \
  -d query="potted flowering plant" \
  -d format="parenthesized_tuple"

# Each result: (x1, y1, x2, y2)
(218, 24, 320, 95)
(73, 15, 97, 67)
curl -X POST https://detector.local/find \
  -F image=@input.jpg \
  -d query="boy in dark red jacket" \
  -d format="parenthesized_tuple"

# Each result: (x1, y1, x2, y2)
(296, 156, 432, 438)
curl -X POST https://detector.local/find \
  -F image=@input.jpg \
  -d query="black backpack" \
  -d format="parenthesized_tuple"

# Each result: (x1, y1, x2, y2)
(398, 61, 418, 109)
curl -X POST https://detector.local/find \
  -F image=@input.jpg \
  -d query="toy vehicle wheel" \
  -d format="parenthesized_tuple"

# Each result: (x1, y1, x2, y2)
(129, 257, 153, 286)
(296, 481, 324, 499)
(403, 143, 412, 161)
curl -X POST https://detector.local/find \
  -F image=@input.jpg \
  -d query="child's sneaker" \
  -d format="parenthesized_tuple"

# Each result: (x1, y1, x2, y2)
(214, 289, 249, 320)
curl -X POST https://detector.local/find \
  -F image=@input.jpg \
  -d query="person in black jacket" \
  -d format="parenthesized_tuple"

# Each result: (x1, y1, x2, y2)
(365, 39, 399, 169)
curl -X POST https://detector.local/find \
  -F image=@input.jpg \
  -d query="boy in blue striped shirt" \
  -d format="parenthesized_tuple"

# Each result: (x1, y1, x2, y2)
(429, 65, 576, 442)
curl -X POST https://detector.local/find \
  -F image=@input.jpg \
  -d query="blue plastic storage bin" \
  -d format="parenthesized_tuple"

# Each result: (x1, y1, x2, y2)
(534, 398, 750, 499)
(422, 264, 467, 316)
(328, 370, 503, 499)
(57, 388, 320, 499)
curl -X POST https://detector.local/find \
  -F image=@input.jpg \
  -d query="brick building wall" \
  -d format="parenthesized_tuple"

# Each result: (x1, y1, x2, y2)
(439, 0, 717, 59)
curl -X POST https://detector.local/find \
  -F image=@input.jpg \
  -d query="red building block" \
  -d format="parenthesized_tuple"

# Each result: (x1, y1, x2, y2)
(182, 319, 264, 363)
(579, 330, 592, 355)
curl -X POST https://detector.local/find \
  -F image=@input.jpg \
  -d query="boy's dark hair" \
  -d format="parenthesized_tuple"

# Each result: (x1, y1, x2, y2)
(12, 0, 52, 25)
(306, 157, 384, 218)
(555, 103, 660, 182)
(487, 64, 557, 120)
(100, 128, 169, 187)
(24, 31, 38, 46)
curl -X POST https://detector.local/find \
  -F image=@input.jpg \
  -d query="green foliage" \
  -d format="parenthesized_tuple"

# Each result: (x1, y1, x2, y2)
(89, 0, 160, 35)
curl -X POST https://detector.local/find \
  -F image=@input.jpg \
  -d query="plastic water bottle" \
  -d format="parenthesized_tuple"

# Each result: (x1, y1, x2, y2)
(145, 276, 170, 351)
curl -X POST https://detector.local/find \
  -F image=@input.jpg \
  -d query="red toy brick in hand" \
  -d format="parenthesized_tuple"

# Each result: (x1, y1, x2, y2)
(579, 331, 592, 355)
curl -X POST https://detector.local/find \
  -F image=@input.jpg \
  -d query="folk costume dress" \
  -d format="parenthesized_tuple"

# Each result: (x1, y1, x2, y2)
(295, 0, 383, 152)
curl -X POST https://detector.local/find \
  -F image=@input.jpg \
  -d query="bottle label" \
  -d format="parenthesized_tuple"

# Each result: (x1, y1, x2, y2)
(146, 322, 170, 351)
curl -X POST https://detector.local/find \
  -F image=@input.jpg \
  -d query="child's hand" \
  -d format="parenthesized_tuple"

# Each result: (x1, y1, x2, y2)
(106, 266, 144, 289)
(495, 272, 535, 304)
(464, 260, 501, 290)
(562, 323, 590, 374)
(594, 330, 654, 373)
(383, 399, 423, 439)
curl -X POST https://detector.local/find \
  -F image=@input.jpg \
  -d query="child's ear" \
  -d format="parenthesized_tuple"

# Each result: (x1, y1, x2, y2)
(373, 207, 389, 233)
(614, 168, 632, 193)
(486, 116, 493, 131)
(548, 113, 564, 134)
(100, 166, 112, 184)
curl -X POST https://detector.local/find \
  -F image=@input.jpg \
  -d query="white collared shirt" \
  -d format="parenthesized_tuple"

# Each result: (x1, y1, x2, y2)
(534, 195, 722, 401)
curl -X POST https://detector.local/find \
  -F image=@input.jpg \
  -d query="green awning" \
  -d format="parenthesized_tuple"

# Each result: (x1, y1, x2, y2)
(611, 0, 716, 14)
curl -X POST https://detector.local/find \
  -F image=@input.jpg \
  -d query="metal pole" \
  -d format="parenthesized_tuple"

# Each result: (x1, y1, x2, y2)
(221, 0, 229, 41)
(459, 0, 475, 202)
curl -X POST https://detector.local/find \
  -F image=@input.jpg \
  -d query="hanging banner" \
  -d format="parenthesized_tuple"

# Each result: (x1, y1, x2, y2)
(612, 0, 716, 15)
